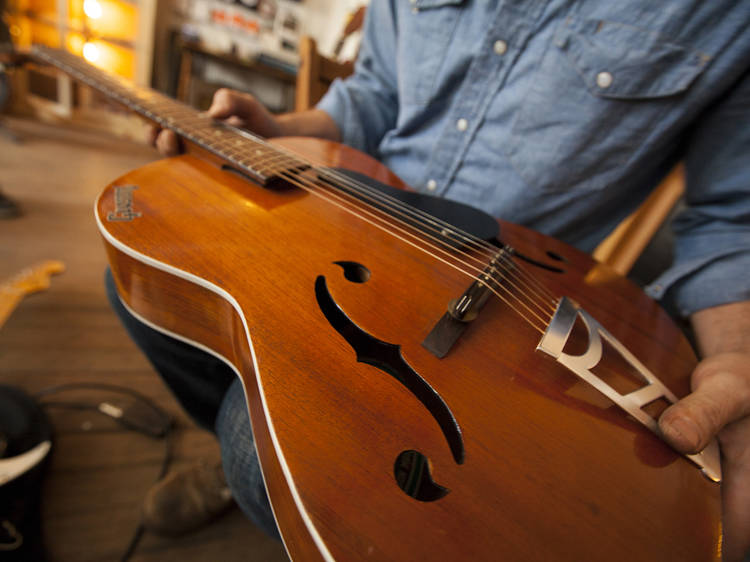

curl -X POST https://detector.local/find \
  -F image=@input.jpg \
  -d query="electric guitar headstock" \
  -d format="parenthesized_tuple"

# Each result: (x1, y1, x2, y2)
(1, 260, 65, 297)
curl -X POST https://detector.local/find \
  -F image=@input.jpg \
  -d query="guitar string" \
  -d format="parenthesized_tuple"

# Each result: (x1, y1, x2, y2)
(181, 118, 558, 330)
(232, 140, 561, 314)
(163, 123, 555, 330)
(214, 133, 561, 311)
(234, 152, 559, 330)
(213, 137, 555, 330)
(149, 105, 560, 322)
(207, 131, 560, 323)
(39, 48, 557, 329)
(63, 69, 529, 308)
(155, 106, 559, 316)
(274, 167, 558, 326)
(206, 131, 561, 314)
(303, 165, 561, 309)
(37, 48, 559, 332)
(55, 49, 559, 330)
(268, 169, 553, 329)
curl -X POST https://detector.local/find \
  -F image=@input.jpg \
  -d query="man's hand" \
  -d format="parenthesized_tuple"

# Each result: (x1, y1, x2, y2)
(658, 301, 750, 562)
(149, 88, 340, 157)
(205, 88, 285, 138)
(149, 89, 281, 156)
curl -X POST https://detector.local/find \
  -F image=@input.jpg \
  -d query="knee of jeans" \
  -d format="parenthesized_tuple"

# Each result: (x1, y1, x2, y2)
(217, 380, 279, 539)
(104, 267, 129, 321)
(217, 381, 260, 489)
(104, 267, 117, 304)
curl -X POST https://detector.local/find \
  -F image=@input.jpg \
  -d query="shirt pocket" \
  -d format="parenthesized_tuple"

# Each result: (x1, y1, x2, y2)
(398, 0, 466, 106)
(504, 16, 710, 192)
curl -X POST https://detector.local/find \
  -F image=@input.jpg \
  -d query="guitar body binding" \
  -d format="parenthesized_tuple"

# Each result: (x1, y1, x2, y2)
(96, 146, 721, 562)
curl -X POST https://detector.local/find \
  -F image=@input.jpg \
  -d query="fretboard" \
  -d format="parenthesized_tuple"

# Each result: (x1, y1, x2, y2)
(31, 45, 303, 185)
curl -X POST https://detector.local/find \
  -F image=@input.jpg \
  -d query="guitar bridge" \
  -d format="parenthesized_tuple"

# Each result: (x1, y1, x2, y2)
(538, 297, 721, 483)
(422, 249, 510, 358)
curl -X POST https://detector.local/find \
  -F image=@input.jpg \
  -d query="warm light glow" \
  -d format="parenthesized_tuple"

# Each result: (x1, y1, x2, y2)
(82, 42, 100, 62)
(83, 0, 103, 19)
(68, 34, 85, 55)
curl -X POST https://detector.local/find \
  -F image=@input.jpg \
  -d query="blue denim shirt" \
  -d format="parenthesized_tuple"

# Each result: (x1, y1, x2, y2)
(318, 0, 750, 318)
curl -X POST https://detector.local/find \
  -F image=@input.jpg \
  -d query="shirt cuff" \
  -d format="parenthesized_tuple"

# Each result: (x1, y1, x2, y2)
(646, 249, 750, 318)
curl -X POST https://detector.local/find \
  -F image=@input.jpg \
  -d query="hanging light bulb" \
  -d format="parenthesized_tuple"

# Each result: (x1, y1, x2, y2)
(83, 0, 103, 20)
(83, 42, 100, 63)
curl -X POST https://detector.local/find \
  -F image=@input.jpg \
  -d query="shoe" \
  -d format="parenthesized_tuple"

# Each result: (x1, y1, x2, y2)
(0, 190, 20, 219)
(142, 461, 234, 537)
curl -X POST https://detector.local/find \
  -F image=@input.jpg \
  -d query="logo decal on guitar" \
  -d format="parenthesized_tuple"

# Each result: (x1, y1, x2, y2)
(538, 297, 721, 482)
(107, 184, 142, 222)
(315, 265, 463, 501)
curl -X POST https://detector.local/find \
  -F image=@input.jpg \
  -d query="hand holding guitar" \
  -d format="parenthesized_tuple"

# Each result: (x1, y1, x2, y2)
(149, 88, 340, 156)
(147, 85, 750, 561)
(660, 301, 750, 562)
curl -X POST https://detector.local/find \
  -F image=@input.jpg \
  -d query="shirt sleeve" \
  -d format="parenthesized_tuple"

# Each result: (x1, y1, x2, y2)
(316, 0, 400, 157)
(646, 66, 750, 318)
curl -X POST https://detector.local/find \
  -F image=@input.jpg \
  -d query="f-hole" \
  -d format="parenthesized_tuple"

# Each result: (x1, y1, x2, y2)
(334, 261, 370, 283)
(316, 265, 464, 502)
(394, 450, 449, 502)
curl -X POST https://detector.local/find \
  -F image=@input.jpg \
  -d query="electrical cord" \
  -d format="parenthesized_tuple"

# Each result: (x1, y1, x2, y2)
(33, 382, 176, 562)
(119, 430, 174, 562)
(34, 383, 173, 437)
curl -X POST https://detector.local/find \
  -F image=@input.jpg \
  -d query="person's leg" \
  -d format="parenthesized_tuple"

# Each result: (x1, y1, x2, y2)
(216, 378, 280, 540)
(105, 269, 278, 539)
(105, 269, 234, 430)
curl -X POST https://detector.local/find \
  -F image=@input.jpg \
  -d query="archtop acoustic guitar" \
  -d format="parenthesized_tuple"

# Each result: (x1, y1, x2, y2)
(28, 45, 721, 561)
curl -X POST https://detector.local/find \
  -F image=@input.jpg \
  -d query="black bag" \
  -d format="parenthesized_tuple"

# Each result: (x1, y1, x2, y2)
(0, 385, 52, 562)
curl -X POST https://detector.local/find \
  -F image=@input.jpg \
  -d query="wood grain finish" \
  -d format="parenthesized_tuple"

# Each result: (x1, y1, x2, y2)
(97, 138, 721, 562)
(0, 117, 290, 561)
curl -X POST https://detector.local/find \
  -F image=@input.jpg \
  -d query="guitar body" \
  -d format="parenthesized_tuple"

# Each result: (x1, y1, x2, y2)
(98, 138, 720, 561)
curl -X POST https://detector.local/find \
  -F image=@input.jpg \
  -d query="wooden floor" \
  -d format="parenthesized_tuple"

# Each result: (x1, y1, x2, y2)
(0, 117, 289, 562)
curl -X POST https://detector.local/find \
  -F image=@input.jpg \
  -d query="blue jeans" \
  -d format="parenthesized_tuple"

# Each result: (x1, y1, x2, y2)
(104, 270, 280, 540)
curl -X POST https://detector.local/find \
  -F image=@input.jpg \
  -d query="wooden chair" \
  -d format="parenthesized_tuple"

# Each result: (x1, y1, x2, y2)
(294, 36, 354, 112)
(592, 164, 685, 276)
(294, 6, 364, 111)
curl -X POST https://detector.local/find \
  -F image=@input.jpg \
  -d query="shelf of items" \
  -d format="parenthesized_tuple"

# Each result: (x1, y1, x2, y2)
(5, 0, 156, 130)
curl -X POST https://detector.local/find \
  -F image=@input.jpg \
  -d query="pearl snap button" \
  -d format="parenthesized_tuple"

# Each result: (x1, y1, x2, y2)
(596, 71, 613, 89)
(456, 118, 468, 131)
(493, 40, 507, 55)
(426, 179, 437, 191)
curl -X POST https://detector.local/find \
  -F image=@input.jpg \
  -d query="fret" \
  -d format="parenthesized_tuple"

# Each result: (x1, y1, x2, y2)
(30, 45, 312, 188)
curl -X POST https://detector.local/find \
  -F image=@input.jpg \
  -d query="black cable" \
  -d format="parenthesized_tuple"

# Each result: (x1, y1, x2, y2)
(32, 401, 97, 411)
(119, 429, 174, 562)
(119, 524, 145, 562)
(34, 382, 165, 410)
(33, 382, 176, 562)
(35, 383, 173, 438)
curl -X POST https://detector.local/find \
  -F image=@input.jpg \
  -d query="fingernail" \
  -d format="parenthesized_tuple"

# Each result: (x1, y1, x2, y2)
(661, 415, 702, 453)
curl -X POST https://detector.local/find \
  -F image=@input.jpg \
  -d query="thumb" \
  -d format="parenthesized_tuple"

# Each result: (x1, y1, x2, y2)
(659, 353, 750, 454)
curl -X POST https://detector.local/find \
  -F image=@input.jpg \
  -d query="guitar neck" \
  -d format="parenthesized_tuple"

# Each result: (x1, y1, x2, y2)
(30, 45, 303, 186)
